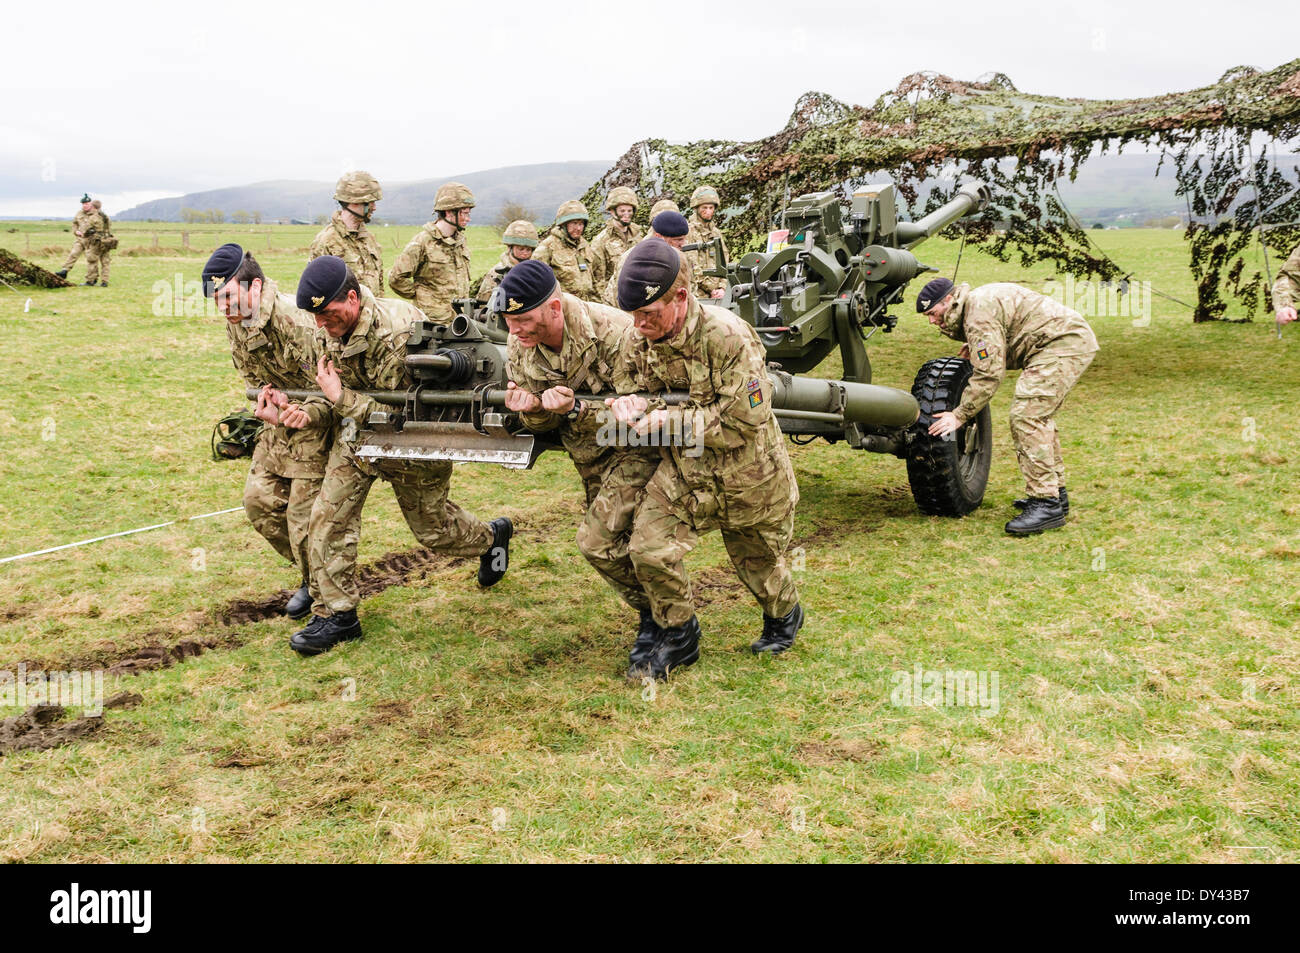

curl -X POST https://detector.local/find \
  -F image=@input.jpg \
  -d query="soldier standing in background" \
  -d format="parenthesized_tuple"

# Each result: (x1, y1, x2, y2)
(310, 171, 385, 296)
(606, 241, 804, 680)
(685, 186, 728, 299)
(476, 219, 539, 303)
(388, 182, 475, 320)
(916, 277, 1099, 536)
(88, 199, 114, 287)
(1271, 241, 1300, 326)
(589, 186, 643, 293)
(201, 244, 331, 621)
(55, 194, 106, 284)
(534, 200, 595, 300)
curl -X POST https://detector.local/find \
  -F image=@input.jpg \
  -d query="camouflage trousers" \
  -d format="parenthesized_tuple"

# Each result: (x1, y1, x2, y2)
(308, 450, 494, 616)
(85, 248, 109, 282)
(574, 449, 659, 612)
(244, 463, 321, 596)
(628, 473, 800, 629)
(59, 239, 89, 274)
(1009, 334, 1098, 497)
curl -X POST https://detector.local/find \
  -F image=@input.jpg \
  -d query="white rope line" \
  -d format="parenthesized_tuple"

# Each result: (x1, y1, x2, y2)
(0, 507, 243, 565)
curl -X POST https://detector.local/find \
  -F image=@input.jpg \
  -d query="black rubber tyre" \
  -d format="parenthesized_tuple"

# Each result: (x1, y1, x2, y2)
(906, 357, 993, 516)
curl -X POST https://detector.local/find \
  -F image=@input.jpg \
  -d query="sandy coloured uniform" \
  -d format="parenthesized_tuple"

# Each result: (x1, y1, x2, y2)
(60, 209, 108, 277)
(387, 224, 471, 320)
(534, 227, 595, 299)
(616, 298, 801, 628)
(685, 213, 728, 297)
(938, 281, 1099, 498)
(507, 293, 659, 610)
(307, 287, 493, 616)
(476, 249, 526, 303)
(1271, 242, 1300, 312)
(589, 220, 644, 294)
(310, 211, 384, 296)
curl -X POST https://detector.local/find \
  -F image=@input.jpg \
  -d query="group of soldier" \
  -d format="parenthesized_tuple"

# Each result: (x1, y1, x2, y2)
(55, 194, 115, 286)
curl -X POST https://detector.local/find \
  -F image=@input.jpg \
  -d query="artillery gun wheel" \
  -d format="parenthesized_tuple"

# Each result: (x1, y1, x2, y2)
(906, 357, 992, 516)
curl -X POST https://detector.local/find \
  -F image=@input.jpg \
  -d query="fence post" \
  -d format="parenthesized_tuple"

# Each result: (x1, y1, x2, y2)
(182, 231, 190, 249)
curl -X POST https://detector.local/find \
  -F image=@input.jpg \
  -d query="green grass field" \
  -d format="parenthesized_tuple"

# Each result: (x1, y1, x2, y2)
(0, 220, 1296, 862)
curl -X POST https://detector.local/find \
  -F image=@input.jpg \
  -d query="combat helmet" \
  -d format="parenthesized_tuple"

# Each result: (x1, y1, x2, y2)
(501, 220, 539, 248)
(434, 182, 476, 212)
(334, 171, 383, 204)
(555, 200, 589, 226)
(649, 198, 680, 218)
(690, 186, 721, 209)
(604, 186, 640, 212)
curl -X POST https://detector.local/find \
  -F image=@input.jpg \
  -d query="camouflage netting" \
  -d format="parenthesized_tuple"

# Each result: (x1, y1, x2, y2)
(584, 61, 1300, 322)
(0, 248, 71, 289)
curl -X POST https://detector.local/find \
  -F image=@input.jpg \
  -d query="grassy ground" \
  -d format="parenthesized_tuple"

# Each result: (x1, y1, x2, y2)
(0, 222, 1296, 862)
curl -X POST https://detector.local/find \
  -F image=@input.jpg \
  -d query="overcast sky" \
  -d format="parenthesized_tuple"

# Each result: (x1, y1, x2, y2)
(2, 0, 1295, 215)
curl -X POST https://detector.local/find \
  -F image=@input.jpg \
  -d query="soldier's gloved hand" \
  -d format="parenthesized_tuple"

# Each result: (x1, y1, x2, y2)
(504, 381, 542, 413)
(316, 355, 343, 403)
(541, 385, 576, 414)
(605, 394, 648, 425)
(254, 384, 281, 425)
(1278, 307, 1298, 325)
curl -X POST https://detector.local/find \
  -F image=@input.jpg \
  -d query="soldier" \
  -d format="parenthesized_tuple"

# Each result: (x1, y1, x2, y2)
(475, 219, 539, 304)
(310, 171, 385, 296)
(201, 244, 330, 620)
(388, 182, 475, 320)
(88, 199, 114, 287)
(589, 186, 644, 293)
(602, 211, 690, 307)
(496, 260, 660, 668)
(915, 277, 1099, 536)
(290, 255, 513, 655)
(1271, 241, 1300, 326)
(534, 200, 595, 299)
(55, 194, 107, 285)
(606, 241, 804, 680)
(686, 186, 728, 299)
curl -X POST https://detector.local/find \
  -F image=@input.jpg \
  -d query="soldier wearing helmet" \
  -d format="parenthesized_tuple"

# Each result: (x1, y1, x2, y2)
(310, 171, 385, 295)
(533, 199, 596, 300)
(686, 185, 729, 299)
(601, 210, 692, 307)
(388, 181, 476, 320)
(476, 219, 540, 304)
(588, 186, 644, 293)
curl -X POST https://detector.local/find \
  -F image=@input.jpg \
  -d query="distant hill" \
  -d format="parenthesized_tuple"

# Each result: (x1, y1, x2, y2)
(115, 161, 614, 225)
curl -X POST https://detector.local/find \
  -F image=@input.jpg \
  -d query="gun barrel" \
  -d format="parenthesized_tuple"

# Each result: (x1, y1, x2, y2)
(895, 182, 991, 248)
(770, 373, 918, 428)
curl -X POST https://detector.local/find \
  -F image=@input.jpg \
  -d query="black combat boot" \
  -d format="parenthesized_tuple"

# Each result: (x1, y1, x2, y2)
(478, 517, 513, 587)
(54, 269, 68, 279)
(284, 585, 312, 620)
(100, 281, 109, 287)
(1014, 486, 1068, 514)
(290, 610, 362, 655)
(751, 603, 804, 655)
(646, 616, 701, 680)
(626, 608, 663, 679)
(84, 280, 96, 286)
(1005, 496, 1067, 536)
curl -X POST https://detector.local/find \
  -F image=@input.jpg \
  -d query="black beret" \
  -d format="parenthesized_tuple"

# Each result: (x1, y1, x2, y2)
(617, 238, 681, 311)
(916, 277, 955, 313)
(202, 243, 245, 297)
(297, 255, 351, 312)
(651, 210, 689, 238)
(495, 258, 558, 315)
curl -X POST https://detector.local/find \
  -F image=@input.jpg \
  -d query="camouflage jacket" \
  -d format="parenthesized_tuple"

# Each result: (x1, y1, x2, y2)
(476, 249, 525, 303)
(315, 287, 422, 470)
(589, 220, 644, 293)
(602, 235, 660, 307)
(534, 227, 595, 299)
(310, 211, 384, 296)
(1271, 242, 1300, 311)
(686, 213, 728, 296)
(387, 222, 470, 320)
(616, 298, 798, 525)
(507, 292, 633, 467)
(942, 282, 1099, 423)
(226, 278, 332, 478)
(73, 209, 107, 238)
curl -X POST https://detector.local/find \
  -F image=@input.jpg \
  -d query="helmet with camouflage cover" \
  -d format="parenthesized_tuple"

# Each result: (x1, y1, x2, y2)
(555, 200, 589, 226)
(434, 181, 476, 212)
(334, 171, 383, 204)
(501, 219, 539, 248)
(649, 198, 680, 218)
(604, 186, 640, 213)
(690, 186, 721, 209)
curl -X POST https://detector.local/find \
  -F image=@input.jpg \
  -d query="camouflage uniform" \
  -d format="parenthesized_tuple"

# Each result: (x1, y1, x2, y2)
(1271, 242, 1300, 312)
(227, 279, 332, 595)
(685, 212, 728, 297)
(507, 292, 658, 610)
(535, 222, 595, 299)
(308, 287, 493, 616)
(590, 220, 644, 294)
(939, 282, 1099, 498)
(476, 249, 526, 303)
(616, 297, 801, 628)
(387, 224, 471, 320)
(603, 235, 693, 308)
(60, 208, 107, 277)
(310, 211, 384, 296)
